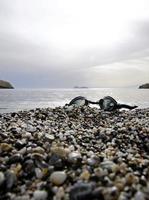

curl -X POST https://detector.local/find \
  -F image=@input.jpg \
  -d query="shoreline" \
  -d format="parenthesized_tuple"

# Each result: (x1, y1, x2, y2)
(0, 106, 149, 199)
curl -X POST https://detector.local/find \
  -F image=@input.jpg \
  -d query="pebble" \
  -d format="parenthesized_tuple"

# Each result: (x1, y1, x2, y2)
(54, 187, 65, 200)
(0, 171, 5, 186)
(125, 173, 138, 185)
(33, 147, 45, 154)
(0, 106, 149, 199)
(14, 195, 30, 200)
(7, 153, 23, 164)
(69, 182, 94, 200)
(5, 170, 17, 189)
(68, 151, 82, 164)
(100, 160, 116, 171)
(26, 125, 36, 133)
(33, 190, 48, 200)
(51, 146, 70, 158)
(134, 191, 145, 200)
(15, 140, 26, 149)
(50, 171, 67, 186)
(24, 132, 32, 139)
(80, 169, 90, 180)
(35, 168, 43, 179)
(0, 143, 12, 152)
(87, 157, 100, 166)
(44, 133, 55, 141)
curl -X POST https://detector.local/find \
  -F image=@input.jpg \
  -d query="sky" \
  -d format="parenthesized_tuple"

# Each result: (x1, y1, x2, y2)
(0, 0, 149, 88)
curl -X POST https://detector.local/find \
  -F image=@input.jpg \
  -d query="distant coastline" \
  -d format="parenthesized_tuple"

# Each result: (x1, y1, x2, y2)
(0, 80, 14, 89)
(74, 86, 88, 89)
(139, 83, 149, 89)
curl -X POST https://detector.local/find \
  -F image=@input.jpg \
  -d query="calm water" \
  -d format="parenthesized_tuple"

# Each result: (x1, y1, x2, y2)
(0, 88, 149, 113)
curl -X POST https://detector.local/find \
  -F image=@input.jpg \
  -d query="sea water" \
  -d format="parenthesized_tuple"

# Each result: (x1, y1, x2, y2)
(0, 88, 149, 113)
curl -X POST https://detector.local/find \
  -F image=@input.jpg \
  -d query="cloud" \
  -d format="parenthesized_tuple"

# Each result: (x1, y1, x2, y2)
(0, 0, 149, 87)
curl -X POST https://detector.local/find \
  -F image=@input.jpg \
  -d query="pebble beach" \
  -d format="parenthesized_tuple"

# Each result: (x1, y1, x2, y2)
(0, 106, 149, 200)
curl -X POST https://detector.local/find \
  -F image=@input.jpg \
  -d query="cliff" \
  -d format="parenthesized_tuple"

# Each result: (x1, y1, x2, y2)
(0, 80, 14, 89)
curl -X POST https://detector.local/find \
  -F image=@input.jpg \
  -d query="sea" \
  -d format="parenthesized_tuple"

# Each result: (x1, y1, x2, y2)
(0, 88, 149, 113)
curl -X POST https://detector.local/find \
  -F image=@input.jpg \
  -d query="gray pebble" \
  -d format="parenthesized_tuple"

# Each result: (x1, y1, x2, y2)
(33, 190, 48, 200)
(0, 171, 5, 186)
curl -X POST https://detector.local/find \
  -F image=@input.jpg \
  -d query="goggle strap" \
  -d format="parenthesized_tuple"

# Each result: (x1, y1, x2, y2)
(87, 100, 99, 105)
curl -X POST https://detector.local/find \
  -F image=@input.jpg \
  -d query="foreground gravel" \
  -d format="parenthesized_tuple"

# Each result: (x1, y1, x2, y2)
(0, 106, 149, 200)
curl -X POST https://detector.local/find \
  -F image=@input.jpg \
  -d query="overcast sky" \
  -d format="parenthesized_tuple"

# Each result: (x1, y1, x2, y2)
(0, 0, 149, 88)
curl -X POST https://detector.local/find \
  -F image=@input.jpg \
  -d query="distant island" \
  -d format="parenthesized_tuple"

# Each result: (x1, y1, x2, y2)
(0, 80, 14, 89)
(139, 83, 149, 89)
(74, 86, 88, 89)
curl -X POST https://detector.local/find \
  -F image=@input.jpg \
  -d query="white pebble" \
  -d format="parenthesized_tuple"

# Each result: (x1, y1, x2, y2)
(24, 132, 32, 139)
(50, 171, 67, 186)
(45, 134, 55, 141)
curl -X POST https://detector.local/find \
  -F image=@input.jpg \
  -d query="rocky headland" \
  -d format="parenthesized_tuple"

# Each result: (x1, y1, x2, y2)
(0, 80, 14, 89)
(139, 83, 149, 89)
(0, 106, 149, 200)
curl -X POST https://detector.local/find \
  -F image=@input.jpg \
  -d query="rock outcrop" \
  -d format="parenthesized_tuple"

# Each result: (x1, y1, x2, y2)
(139, 83, 149, 89)
(0, 80, 14, 89)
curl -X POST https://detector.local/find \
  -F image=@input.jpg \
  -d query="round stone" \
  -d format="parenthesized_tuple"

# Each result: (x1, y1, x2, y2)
(68, 151, 82, 164)
(50, 171, 67, 186)
(33, 190, 48, 200)
(26, 125, 36, 133)
(45, 134, 55, 141)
